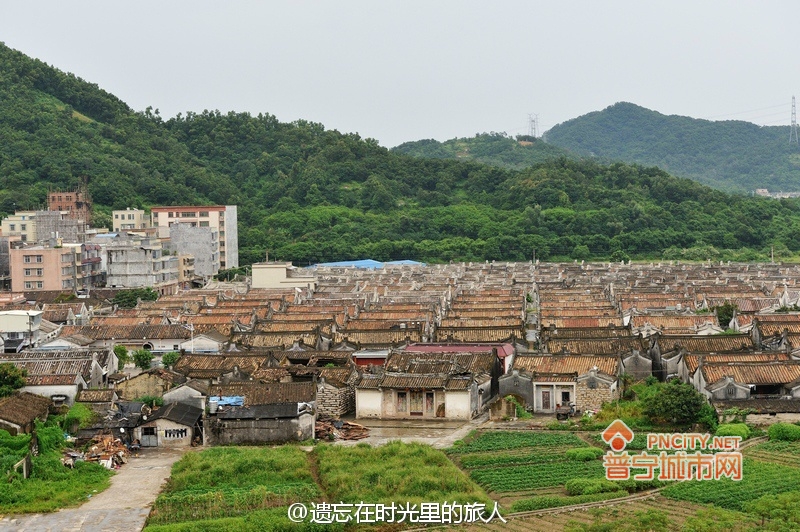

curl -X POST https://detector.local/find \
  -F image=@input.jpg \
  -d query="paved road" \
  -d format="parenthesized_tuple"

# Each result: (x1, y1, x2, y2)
(0, 447, 186, 532)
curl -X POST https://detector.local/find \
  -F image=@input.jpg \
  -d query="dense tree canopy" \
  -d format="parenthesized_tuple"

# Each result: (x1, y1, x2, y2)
(4, 43, 800, 266)
(545, 102, 800, 193)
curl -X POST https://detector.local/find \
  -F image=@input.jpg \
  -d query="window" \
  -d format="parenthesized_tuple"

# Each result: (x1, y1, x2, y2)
(397, 392, 407, 412)
(20, 224, 26, 231)
(152, 212, 158, 218)
(35, 269, 43, 276)
(20, 235, 26, 242)
(180, 212, 196, 218)
(66, 196, 71, 201)
(114, 214, 119, 219)
(23, 255, 31, 263)
(726, 384, 736, 398)
(24, 268, 32, 276)
(62, 254, 72, 262)
(36, 281, 42, 289)
(219, 231, 225, 238)
(128, 214, 134, 220)
(199, 211, 209, 217)
(142, 427, 156, 436)
(9, 224, 14, 231)
(168, 212, 173, 218)
(561, 391, 570, 403)
(24, 281, 32, 289)
(199, 221, 209, 227)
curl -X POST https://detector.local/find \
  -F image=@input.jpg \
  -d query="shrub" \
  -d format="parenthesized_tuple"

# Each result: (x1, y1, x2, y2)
(715, 423, 750, 440)
(565, 478, 619, 496)
(132, 349, 153, 370)
(768, 422, 800, 442)
(565, 447, 604, 461)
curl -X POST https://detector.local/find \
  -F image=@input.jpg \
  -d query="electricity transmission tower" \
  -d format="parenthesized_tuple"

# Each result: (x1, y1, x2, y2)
(791, 96, 798, 144)
(528, 113, 539, 138)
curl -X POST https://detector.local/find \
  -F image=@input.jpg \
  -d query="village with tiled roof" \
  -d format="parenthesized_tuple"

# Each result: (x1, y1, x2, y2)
(0, 259, 798, 448)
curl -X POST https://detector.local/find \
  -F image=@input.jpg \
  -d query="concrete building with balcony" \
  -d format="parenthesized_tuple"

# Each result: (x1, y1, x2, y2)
(106, 236, 179, 296)
(9, 242, 102, 293)
(0, 310, 43, 351)
(113, 208, 151, 233)
(163, 223, 219, 279)
(150, 205, 238, 269)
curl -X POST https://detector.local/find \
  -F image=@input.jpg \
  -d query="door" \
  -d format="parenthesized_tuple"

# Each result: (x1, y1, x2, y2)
(541, 390, 551, 411)
(141, 426, 158, 447)
(410, 391, 424, 415)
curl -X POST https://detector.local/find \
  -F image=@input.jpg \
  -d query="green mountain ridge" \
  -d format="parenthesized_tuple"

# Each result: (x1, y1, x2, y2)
(3, 43, 800, 265)
(543, 102, 800, 193)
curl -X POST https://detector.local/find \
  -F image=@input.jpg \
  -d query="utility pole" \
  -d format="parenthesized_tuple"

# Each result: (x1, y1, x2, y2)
(791, 96, 798, 144)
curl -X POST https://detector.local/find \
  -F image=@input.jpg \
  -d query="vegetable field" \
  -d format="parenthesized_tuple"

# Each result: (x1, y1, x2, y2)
(449, 430, 621, 511)
(743, 439, 800, 467)
(661, 459, 800, 511)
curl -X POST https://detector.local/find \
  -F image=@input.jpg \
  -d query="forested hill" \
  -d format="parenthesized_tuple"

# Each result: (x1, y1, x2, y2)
(543, 102, 800, 193)
(392, 134, 575, 170)
(4, 43, 800, 266)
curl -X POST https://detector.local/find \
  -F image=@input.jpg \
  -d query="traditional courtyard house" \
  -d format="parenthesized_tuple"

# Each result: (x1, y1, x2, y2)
(402, 341, 513, 379)
(542, 337, 652, 381)
(688, 358, 800, 402)
(75, 389, 118, 413)
(41, 303, 90, 326)
(269, 350, 358, 417)
(2, 348, 117, 404)
(171, 353, 278, 384)
(134, 402, 203, 448)
(161, 379, 210, 411)
(231, 326, 324, 351)
(204, 381, 316, 445)
(628, 314, 724, 337)
(350, 348, 390, 367)
(0, 392, 51, 435)
(750, 317, 800, 352)
(500, 355, 620, 414)
(114, 368, 186, 401)
(56, 324, 194, 353)
(22, 374, 87, 407)
(650, 334, 756, 381)
(355, 351, 496, 420)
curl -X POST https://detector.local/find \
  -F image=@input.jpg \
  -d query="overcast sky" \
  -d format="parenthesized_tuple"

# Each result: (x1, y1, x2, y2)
(2, 1, 799, 147)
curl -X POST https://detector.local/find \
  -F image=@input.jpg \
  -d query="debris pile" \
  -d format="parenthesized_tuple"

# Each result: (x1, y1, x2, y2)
(315, 418, 370, 441)
(78, 433, 131, 469)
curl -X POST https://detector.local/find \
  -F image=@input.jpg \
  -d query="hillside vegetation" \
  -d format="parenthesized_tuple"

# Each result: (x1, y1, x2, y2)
(544, 102, 800, 193)
(4, 43, 800, 264)
(393, 133, 574, 169)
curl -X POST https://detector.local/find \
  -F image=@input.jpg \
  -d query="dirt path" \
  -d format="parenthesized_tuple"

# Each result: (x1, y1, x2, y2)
(0, 447, 186, 532)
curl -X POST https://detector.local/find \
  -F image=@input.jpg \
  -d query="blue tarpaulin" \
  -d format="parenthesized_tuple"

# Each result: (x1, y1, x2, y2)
(311, 259, 425, 269)
(212, 396, 244, 407)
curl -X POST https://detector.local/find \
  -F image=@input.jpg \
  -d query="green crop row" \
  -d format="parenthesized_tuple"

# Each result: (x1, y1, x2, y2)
(662, 459, 800, 511)
(470, 460, 606, 492)
(449, 431, 586, 454)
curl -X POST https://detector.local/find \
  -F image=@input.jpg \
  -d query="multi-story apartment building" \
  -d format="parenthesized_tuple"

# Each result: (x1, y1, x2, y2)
(9, 242, 103, 292)
(2, 211, 88, 244)
(106, 237, 179, 295)
(164, 223, 219, 278)
(113, 208, 151, 232)
(150, 205, 238, 269)
(47, 188, 91, 223)
(2, 211, 38, 243)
